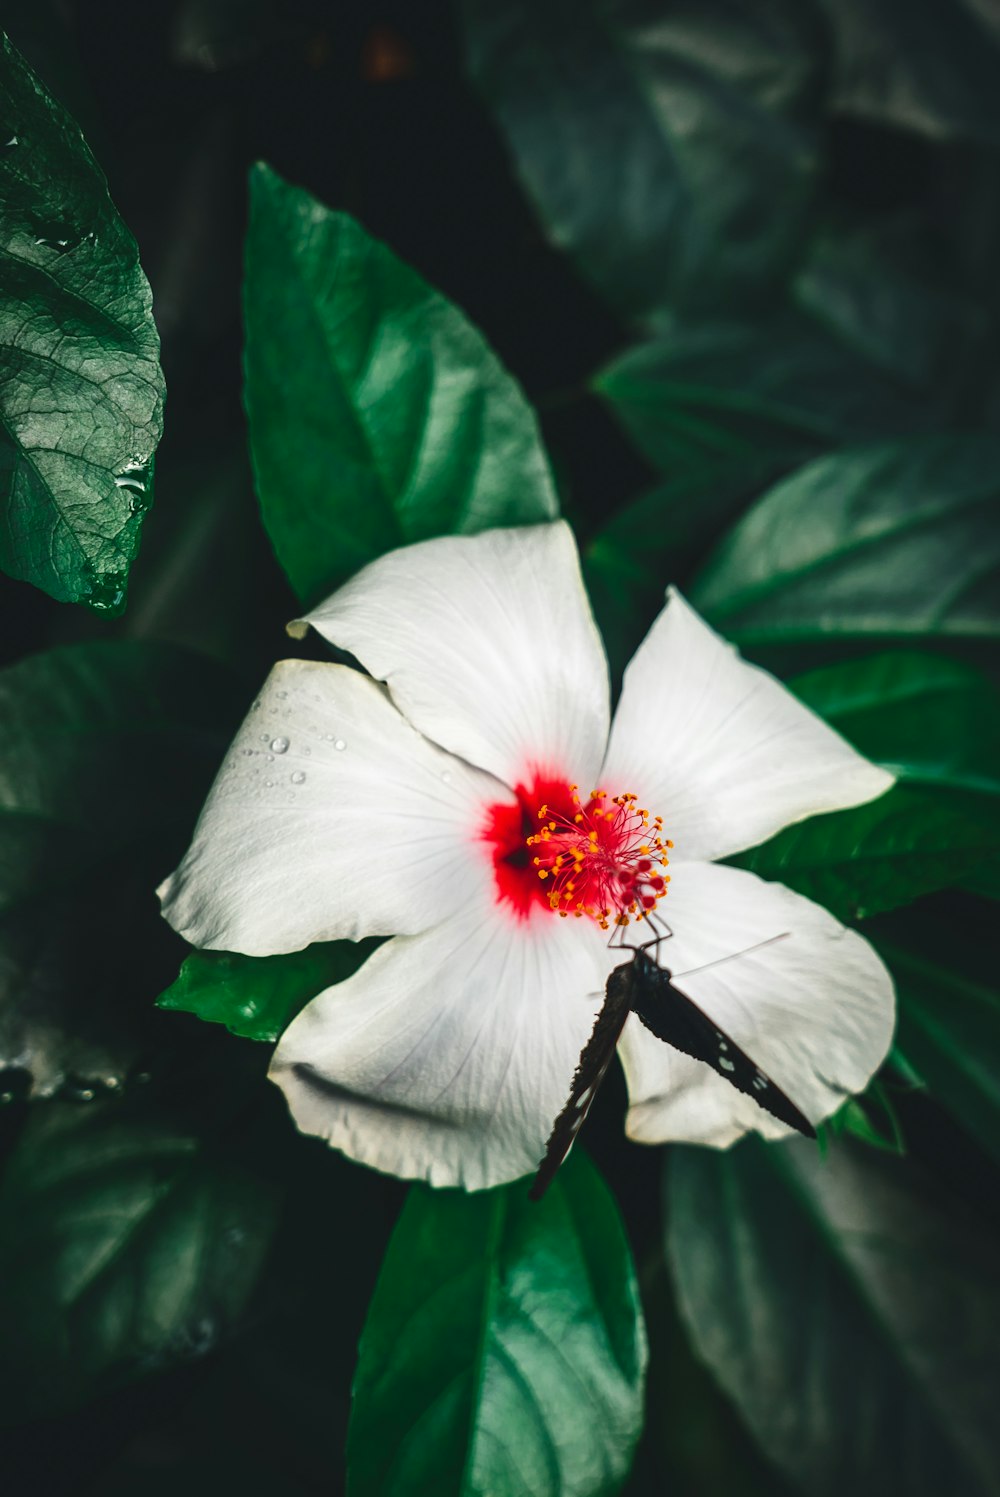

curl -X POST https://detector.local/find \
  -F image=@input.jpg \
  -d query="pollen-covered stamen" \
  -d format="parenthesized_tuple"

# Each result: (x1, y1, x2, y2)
(526, 786, 673, 929)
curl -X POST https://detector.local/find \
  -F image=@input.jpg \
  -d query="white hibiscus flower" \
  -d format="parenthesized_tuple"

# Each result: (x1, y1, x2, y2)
(159, 522, 895, 1190)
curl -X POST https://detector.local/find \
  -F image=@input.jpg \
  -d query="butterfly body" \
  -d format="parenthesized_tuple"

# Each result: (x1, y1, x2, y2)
(529, 943, 815, 1201)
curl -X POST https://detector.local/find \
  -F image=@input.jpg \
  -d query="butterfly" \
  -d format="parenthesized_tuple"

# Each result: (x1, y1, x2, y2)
(529, 926, 816, 1201)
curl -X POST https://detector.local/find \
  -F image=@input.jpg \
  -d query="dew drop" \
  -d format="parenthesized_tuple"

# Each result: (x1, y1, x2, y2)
(260, 732, 269, 742)
(271, 737, 289, 754)
(277, 690, 288, 700)
(290, 771, 306, 784)
(264, 779, 274, 787)
(334, 738, 346, 751)
(441, 770, 452, 785)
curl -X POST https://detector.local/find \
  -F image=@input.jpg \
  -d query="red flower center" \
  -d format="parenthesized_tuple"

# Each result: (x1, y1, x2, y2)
(483, 773, 671, 926)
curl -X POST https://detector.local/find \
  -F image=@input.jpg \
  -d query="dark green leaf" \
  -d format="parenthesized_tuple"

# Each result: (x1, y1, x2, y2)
(461, 0, 825, 322)
(158, 938, 379, 1042)
(826, 0, 1000, 146)
(791, 652, 1000, 816)
(0, 641, 244, 1098)
(0, 33, 165, 611)
(594, 312, 925, 480)
(244, 164, 558, 606)
(667, 1136, 1000, 1497)
(692, 436, 1000, 646)
(348, 1150, 647, 1497)
(873, 918, 1000, 1166)
(963, 858, 1000, 899)
(0, 1086, 280, 1420)
(731, 784, 1000, 923)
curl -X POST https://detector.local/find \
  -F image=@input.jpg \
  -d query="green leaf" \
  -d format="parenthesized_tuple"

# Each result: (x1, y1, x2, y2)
(0, 1083, 280, 1420)
(594, 312, 926, 481)
(826, 0, 1000, 146)
(963, 857, 1000, 899)
(0, 33, 165, 612)
(0, 641, 244, 1098)
(666, 1136, 1000, 1497)
(158, 938, 380, 1042)
(348, 1150, 647, 1497)
(791, 651, 1000, 821)
(731, 784, 1000, 923)
(460, 0, 825, 322)
(872, 916, 1000, 1166)
(691, 436, 1000, 645)
(243, 163, 558, 607)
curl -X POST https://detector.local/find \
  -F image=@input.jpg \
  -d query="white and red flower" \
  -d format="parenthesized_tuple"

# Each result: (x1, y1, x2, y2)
(160, 522, 895, 1189)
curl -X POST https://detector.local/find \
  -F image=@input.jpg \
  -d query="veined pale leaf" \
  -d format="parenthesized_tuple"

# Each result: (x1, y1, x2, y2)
(691, 436, 1000, 645)
(244, 164, 557, 606)
(0, 33, 164, 611)
(348, 1150, 646, 1497)
(667, 1137, 1000, 1497)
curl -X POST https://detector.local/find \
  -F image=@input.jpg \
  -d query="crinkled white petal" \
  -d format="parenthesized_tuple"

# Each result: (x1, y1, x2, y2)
(268, 900, 611, 1190)
(617, 861, 895, 1146)
(601, 589, 894, 862)
(159, 660, 502, 955)
(289, 521, 610, 792)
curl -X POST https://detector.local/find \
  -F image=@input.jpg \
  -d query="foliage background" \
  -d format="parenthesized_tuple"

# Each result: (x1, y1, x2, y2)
(1, 2, 999, 1494)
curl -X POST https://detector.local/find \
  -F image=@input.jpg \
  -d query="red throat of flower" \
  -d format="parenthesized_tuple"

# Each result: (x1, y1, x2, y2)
(483, 774, 672, 926)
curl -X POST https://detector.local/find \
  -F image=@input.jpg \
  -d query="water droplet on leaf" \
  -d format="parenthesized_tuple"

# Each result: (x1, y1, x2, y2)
(271, 737, 289, 754)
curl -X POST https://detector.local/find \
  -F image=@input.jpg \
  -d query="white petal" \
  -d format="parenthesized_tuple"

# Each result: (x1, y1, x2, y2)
(269, 900, 610, 1190)
(159, 660, 502, 955)
(289, 522, 610, 792)
(601, 588, 893, 862)
(617, 861, 895, 1146)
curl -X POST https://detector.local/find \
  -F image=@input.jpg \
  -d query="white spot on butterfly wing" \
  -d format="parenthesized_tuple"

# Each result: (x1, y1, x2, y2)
(719, 1057, 736, 1073)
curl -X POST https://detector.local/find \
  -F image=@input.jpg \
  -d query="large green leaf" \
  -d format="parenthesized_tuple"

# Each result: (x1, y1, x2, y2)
(791, 651, 1000, 815)
(244, 164, 558, 606)
(348, 1150, 647, 1497)
(825, 0, 1000, 145)
(871, 911, 1000, 1166)
(594, 312, 925, 481)
(667, 1136, 1000, 1496)
(692, 436, 1000, 646)
(0, 641, 243, 1098)
(460, 0, 825, 322)
(158, 938, 379, 1043)
(0, 33, 165, 611)
(732, 784, 999, 923)
(0, 1073, 280, 1420)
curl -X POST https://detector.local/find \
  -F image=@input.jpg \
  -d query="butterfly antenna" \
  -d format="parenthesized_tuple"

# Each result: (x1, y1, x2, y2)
(675, 932, 791, 979)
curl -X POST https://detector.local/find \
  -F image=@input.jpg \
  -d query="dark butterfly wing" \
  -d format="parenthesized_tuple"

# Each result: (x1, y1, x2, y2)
(630, 954, 816, 1139)
(528, 961, 634, 1201)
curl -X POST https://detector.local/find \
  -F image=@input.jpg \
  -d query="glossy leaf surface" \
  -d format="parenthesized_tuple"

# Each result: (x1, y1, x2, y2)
(732, 784, 999, 923)
(244, 164, 558, 606)
(348, 1150, 646, 1497)
(667, 1137, 1000, 1497)
(159, 939, 380, 1043)
(0, 34, 164, 610)
(461, 0, 824, 322)
(0, 1081, 280, 1419)
(692, 437, 1000, 645)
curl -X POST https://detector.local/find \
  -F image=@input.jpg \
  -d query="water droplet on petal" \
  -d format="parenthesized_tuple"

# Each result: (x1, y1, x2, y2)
(441, 770, 452, 785)
(334, 739, 346, 751)
(271, 737, 289, 754)
(291, 771, 306, 784)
